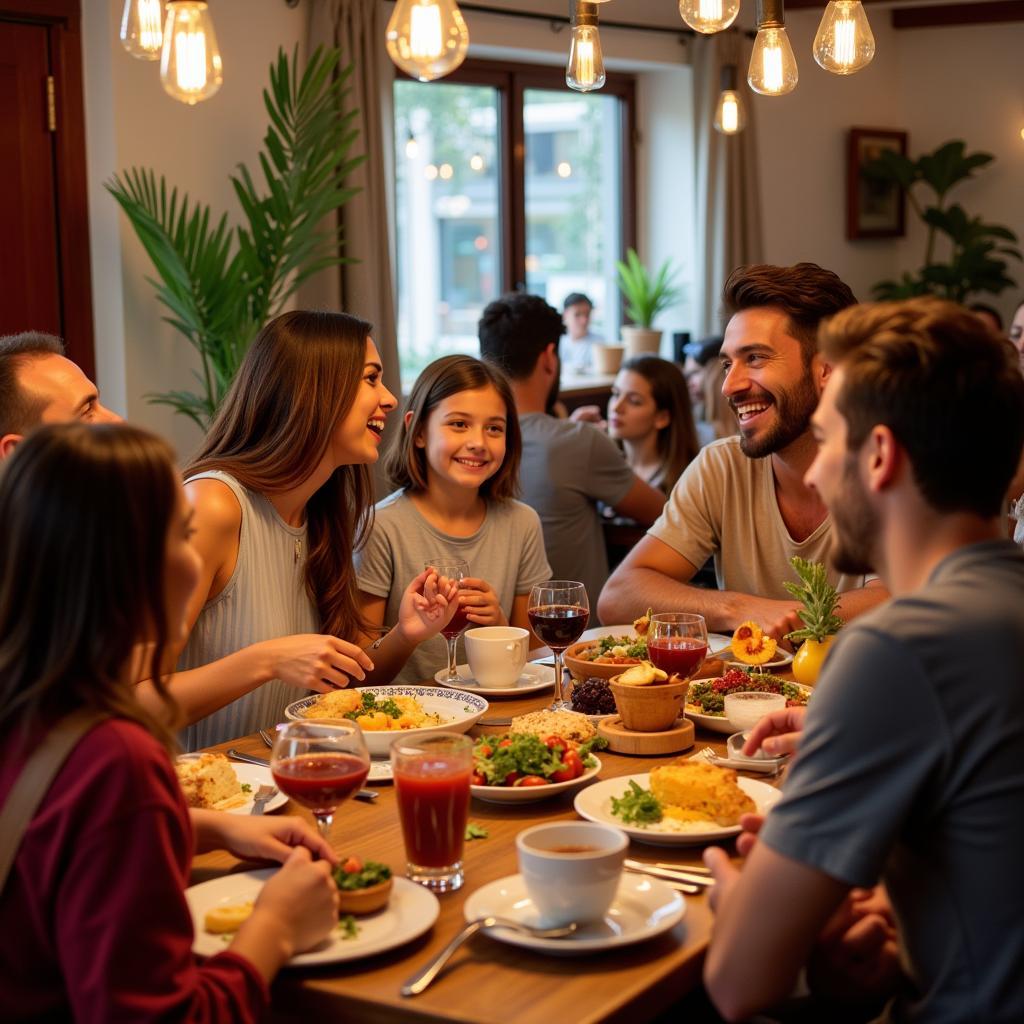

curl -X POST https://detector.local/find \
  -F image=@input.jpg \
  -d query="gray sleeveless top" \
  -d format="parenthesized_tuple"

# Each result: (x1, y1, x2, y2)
(179, 471, 320, 751)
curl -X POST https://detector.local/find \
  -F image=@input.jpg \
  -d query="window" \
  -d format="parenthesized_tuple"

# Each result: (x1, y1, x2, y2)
(393, 60, 636, 389)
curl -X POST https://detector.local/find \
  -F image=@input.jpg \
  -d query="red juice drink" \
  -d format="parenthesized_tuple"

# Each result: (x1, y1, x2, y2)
(647, 638, 708, 680)
(272, 753, 369, 815)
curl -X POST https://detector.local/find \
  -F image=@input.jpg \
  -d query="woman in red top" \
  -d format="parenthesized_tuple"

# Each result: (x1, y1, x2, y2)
(0, 423, 340, 1022)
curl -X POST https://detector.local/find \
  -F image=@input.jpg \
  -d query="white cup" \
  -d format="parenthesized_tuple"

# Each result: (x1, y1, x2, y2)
(464, 626, 529, 687)
(516, 821, 627, 927)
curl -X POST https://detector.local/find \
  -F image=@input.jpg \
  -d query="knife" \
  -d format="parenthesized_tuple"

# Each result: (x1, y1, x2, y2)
(226, 749, 379, 802)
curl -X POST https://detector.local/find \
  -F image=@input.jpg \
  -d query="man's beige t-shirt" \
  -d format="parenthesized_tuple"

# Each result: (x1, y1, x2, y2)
(649, 436, 871, 598)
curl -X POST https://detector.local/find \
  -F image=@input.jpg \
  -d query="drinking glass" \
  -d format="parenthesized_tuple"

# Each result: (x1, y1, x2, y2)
(270, 721, 370, 841)
(424, 558, 469, 684)
(391, 733, 473, 892)
(528, 581, 590, 711)
(647, 612, 709, 682)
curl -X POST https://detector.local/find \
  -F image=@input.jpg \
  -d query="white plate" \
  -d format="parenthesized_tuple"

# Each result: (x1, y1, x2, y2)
(434, 662, 555, 696)
(573, 772, 782, 846)
(463, 873, 685, 954)
(471, 756, 603, 804)
(707, 632, 733, 657)
(725, 650, 794, 670)
(686, 680, 811, 734)
(187, 869, 439, 966)
(285, 686, 489, 758)
(367, 761, 394, 783)
(176, 756, 288, 816)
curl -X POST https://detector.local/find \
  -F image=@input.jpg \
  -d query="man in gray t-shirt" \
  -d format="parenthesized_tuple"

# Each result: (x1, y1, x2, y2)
(703, 299, 1024, 1022)
(479, 293, 665, 612)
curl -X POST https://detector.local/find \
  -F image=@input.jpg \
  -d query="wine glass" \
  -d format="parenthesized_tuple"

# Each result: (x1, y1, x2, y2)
(270, 721, 370, 841)
(528, 580, 590, 711)
(647, 612, 709, 682)
(425, 558, 469, 685)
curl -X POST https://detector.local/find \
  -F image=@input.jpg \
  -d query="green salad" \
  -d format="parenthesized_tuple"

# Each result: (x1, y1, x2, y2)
(472, 732, 606, 788)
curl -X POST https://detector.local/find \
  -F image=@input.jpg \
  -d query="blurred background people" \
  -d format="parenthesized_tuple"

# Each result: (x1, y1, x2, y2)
(561, 292, 603, 376)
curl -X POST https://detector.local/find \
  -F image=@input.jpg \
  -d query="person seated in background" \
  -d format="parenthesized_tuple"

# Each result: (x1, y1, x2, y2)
(561, 292, 603, 376)
(1010, 297, 1024, 368)
(0, 422, 340, 1021)
(703, 298, 1024, 1023)
(682, 335, 724, 445)
(968, 301, 1004, 335)
(479, 293, 665, 612)
(598, 263, 888, 638)
(0, 331, 120, 455)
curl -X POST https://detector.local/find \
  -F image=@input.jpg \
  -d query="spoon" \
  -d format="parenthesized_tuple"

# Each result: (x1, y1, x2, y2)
(400, 916, 577, 996)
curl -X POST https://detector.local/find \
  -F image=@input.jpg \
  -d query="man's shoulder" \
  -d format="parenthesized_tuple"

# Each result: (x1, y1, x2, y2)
(674, 435, 755, 493)
(520, 414, 613, 454)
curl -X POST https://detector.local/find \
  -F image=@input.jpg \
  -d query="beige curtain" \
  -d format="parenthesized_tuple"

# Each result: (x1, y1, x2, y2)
(692, 31, 763, 337)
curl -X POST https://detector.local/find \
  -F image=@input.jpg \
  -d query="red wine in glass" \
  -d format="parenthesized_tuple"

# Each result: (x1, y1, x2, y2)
(440, 605, 471, 641)
(647, 638, 708, 678)
(272, 753, 369, 814)
(527, 604, 590, 649)
(425, 558, 469, 683)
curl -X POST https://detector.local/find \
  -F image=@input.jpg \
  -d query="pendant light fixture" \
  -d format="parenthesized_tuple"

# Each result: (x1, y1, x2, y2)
(119, 0, 165, 59)
(748, 0, 798, 96)
(713, 64, 746, 135)
(385, 0, 470, 83)
(160, 1, 223, 105)
(566, 1, 606, 93)
(813, 0, 875, 75)
(678, 0, 740, 36)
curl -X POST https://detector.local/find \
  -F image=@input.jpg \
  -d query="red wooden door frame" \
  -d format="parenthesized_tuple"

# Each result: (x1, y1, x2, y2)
(0, 0, 94, 377)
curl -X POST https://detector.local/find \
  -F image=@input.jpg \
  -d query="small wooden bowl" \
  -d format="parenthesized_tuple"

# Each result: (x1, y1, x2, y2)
(336, 877, 393, 915)
(608, 674, 690, 732)
(564, 641, 639, 682)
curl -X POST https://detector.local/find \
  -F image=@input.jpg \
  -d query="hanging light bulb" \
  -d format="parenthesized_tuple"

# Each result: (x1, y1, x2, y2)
(386, 0, 469, 83)
(405, 131, 420, 159)
(813, 0, 875, 75)
(713, 64, 746, 134)
(678, 0, 740, 36)
(566, 1, 606, 93)
(120, 0, 165, 60)
(748, 0, 798, 96)
(160, 1, 222, 105)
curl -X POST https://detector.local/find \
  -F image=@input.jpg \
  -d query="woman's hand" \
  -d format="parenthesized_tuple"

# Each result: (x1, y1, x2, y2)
(259, 634, 374, 692)
(193, 810, 338, 865)
(742, 706, 807, 758)
(396, 569, 460, 645)
(459, 577, 506, 627)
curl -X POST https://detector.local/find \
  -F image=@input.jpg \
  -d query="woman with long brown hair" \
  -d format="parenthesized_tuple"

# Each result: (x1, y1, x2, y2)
(0, 423, 339, 1021)
(170, 310, 455, 750)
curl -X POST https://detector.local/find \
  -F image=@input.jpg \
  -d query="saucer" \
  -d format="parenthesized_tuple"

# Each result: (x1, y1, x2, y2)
(462, 873, 685, 954)
(434, 662, 555, 697)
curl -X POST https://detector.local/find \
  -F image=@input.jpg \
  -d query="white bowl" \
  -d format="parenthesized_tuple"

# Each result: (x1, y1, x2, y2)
(471, 757, 602, 804)
(284, 686, 488, 758)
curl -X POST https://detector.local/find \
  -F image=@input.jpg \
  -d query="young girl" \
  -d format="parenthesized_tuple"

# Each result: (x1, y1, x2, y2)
(357, 355, 551, 685)
(162, 310, 455, 750)
(607, 355, 700, 494)
(0, 423, 339, 1021)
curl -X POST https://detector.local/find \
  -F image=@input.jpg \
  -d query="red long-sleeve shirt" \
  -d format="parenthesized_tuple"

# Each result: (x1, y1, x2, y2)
(0, 718, 269, 1022)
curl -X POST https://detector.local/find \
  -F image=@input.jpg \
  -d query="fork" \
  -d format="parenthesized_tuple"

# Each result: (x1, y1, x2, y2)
(249, 784, 278, 815)
(258, 728, 275, 748)
(400, 917, 577, 996)
(693, 745, 781, 775)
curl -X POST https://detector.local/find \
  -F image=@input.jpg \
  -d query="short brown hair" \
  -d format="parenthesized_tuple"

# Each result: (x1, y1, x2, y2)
(820, 298, 1024, 517)
(723, 263, 857, 362)
(0, 331, 65, 435)
(384, 355, 521, 501)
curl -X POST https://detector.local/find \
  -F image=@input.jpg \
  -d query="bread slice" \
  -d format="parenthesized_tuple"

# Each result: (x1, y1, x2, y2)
(176, 753, 245, 810)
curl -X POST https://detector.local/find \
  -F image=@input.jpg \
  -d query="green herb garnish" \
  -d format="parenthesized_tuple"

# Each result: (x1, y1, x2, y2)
(333, 860, 392, 891)
(342, 692, 402, 722)
(610, 780, 663, 825)
(465, 823, 489, 841)
(240, 783, 252, 794)
(338, 915, 359, 940)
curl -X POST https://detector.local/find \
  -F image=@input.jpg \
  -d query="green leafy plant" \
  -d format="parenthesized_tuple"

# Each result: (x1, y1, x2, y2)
(615, 248, 682, 328)
(863, 140, 1021, 303)
(106, 46, 364, 428)
(783, 557, 842, 644)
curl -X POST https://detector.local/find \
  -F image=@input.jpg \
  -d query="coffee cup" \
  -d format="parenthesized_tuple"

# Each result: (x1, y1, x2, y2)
(464, 626, 529, 687)
(515, 821, 627, 927)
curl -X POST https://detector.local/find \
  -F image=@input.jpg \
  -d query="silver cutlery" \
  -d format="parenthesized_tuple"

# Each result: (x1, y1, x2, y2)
(250, 784, 278, 815)
(400, 916, 578, 996)
(692, 745, 782, 775)
(226, 748, 378, 802)
(478, 717, 512, 727)
(258, 728, 275, 748)
(624, 859, 714, 889)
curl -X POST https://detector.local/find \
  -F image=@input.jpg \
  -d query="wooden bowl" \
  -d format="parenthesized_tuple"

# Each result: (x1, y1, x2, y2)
(336, 877, 393, 915)
(564, 641, 639, 682)
(608, 675, 690, 732)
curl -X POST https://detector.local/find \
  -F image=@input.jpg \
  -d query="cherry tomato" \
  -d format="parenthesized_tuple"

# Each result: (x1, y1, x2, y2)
(478, 744, 493, 758)
(515, 775, 550, 787)
(341, 856, 362, 874)
(550, 750, 584, 783)
(498, 738, 513, 748)
(471, 772, 486, 786)
(544, 735, 568, 755)
(503, 771, 520, 786)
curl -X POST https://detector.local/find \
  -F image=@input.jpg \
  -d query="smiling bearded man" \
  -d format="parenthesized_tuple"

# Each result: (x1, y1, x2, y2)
(598, 263, 889, 641)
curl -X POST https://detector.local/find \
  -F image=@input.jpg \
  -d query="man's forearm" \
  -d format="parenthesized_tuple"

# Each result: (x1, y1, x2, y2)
(837, 581, 889, 623)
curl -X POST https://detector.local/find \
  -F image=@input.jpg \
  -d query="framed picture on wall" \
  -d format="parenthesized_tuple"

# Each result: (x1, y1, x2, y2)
(847, 128, 908, 239)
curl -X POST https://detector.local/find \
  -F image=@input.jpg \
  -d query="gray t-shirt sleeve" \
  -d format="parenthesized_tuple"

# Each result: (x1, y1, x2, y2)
(354, 517, 396, 599)
(648, 447, 721, 570)
(761, 627, 945, 888)
(513, 505, 553, 593)
(585, 426, 639, 509)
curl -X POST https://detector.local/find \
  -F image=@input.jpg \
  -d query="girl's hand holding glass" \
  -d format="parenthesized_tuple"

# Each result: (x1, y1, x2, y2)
(458, 577, 505, 627)
(394, 568, 461, 644)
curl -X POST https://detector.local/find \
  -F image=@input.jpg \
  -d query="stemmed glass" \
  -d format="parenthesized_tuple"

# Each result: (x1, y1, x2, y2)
(425, 558, 469, 685)
(270, 721, 370, 841)
(528, 580, 590, 711)
(646, 612, 709, 682)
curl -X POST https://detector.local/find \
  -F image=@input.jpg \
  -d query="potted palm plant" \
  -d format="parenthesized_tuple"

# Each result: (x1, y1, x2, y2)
(615, 248, 682, 358)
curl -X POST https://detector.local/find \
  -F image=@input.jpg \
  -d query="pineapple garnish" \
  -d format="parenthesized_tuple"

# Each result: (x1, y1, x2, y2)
(730, 622, 778, 665)
(783, 557, 842, 645)
(632, 607, 653, 637)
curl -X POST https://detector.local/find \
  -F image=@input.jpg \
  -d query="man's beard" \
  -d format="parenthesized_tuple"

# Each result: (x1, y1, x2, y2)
(736, 371, 819, 459)
(829, 454, 878, 576)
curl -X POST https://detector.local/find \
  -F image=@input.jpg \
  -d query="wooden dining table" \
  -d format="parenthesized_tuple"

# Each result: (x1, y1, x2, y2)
(193, 683, 780, 1024)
